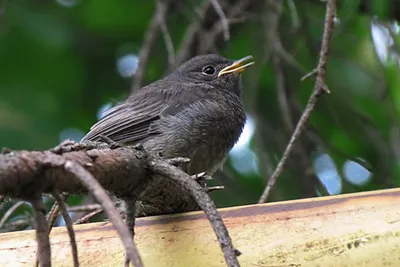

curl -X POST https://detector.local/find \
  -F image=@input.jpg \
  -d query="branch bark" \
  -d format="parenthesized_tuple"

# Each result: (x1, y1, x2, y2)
(0, 142, 150, 198)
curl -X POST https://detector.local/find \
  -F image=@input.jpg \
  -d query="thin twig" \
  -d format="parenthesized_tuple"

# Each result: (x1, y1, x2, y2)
(30, 192, 51, 267)
(273, 51, 293, 132)
(157, 0, 175, 67)
(132, 0, 168, 92)
(67, 204, 102, 213)
(173, 1, 211, 69)
(199, 0, 252, 54)
(0, 218, 32, 233)
(265, 0, 291, 133)
(73, 208, 103, 225)
(64, 161, 143, 267)
(259, 0, 336, 203)
(210, 0, 230, 40)
(35, 194, 68, 267)
(52, 191, 79, 267)
(275, 40, 307, 74)
(151, 160, 240, 267)
(46, 201, 60, 230)
(0, 200, 26, 228)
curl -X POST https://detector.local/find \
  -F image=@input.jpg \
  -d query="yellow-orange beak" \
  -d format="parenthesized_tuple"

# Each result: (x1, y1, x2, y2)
(218, 55, 255, 77)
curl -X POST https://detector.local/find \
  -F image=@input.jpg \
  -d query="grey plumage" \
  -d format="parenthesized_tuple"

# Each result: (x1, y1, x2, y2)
(82, 54, 252, 216)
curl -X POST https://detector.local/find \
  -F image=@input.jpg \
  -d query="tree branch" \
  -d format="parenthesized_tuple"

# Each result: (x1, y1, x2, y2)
(0, 142, 150, 198)
(258, 0, 337, 203)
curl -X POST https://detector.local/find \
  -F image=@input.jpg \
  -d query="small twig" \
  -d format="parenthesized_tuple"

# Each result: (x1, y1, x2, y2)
(199, 0, 252, 54)
(73, 208, 103, 225)
(64, 161, 143, 267)
(29, 192, 51, 267)
(157, 0, 175, 67)
(173, 1, 211, 69)
(46, 202, 60, 230)
(151, 160, 240, 267)
(300, 68, 317, 81)
(259, 0, 336, 203)
(273, 50, 293, 133)
(210, 0, 230, 40)
(36, 193, 68, 267)
(52, 191, 79, 267)
(67, 204, 102, 213)
(132, 0, 169, 92)
(0, 200, 26, 228)
(275, 40, 307, 74)
(0, 218, 32, 233)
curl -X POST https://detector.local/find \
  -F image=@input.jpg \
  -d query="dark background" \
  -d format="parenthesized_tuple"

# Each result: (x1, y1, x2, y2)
(1, 0, 400, 227)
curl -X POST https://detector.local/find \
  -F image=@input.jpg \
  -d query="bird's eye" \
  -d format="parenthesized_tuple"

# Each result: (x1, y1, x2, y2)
(202, 66, 216, 76)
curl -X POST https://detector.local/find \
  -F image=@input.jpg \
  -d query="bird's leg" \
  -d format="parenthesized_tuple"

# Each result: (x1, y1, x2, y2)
(98, 135, 122, 149)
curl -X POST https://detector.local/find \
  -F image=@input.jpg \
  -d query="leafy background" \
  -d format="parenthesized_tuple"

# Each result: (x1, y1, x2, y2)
(1, 0, 400, 229)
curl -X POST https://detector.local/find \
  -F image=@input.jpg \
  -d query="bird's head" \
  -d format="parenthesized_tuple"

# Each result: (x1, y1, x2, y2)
(172, 54, 254, 96)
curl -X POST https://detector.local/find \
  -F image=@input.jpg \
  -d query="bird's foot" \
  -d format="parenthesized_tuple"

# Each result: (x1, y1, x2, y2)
(98, 135, 122, 148)
(190, 172, 213, 188)
(191, 172, 224, 193)
(165, 156, 191, 171)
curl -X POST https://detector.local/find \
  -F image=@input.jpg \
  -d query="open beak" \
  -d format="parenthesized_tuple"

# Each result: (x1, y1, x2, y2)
(218, 55, 255, 77)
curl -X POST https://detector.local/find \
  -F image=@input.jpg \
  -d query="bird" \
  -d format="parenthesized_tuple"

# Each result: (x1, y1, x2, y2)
(82, 54, 254, 216)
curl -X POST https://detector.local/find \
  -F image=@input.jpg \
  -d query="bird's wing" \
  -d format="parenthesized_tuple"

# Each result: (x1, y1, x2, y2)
(81, 94, 167, 144)
(81, 83, 209, 144)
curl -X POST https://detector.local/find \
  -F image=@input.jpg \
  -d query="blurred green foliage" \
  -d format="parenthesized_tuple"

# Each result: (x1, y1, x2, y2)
(1, 0, 400, 228)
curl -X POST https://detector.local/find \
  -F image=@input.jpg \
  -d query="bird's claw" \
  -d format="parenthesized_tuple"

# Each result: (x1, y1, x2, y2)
(205, 185, 224, 193)
(191, 172, 213, 188)
(98, 135, 122, 148)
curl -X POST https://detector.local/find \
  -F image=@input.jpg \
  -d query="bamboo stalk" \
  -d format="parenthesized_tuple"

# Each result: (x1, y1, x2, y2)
(1, 188, 400, 266)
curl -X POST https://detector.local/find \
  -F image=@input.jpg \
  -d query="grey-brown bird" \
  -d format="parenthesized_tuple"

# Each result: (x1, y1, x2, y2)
(82, 54, 254, 216)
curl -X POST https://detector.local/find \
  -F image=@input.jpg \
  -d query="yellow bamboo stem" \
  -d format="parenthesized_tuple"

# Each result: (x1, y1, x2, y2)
(1, 188, 400, 266)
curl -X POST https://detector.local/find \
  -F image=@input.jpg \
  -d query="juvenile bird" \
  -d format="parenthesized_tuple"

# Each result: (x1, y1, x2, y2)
(82, 54, 254, 216)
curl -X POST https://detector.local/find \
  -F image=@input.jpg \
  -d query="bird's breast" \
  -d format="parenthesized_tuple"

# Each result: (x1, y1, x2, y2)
(144, 94, 246, 175)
